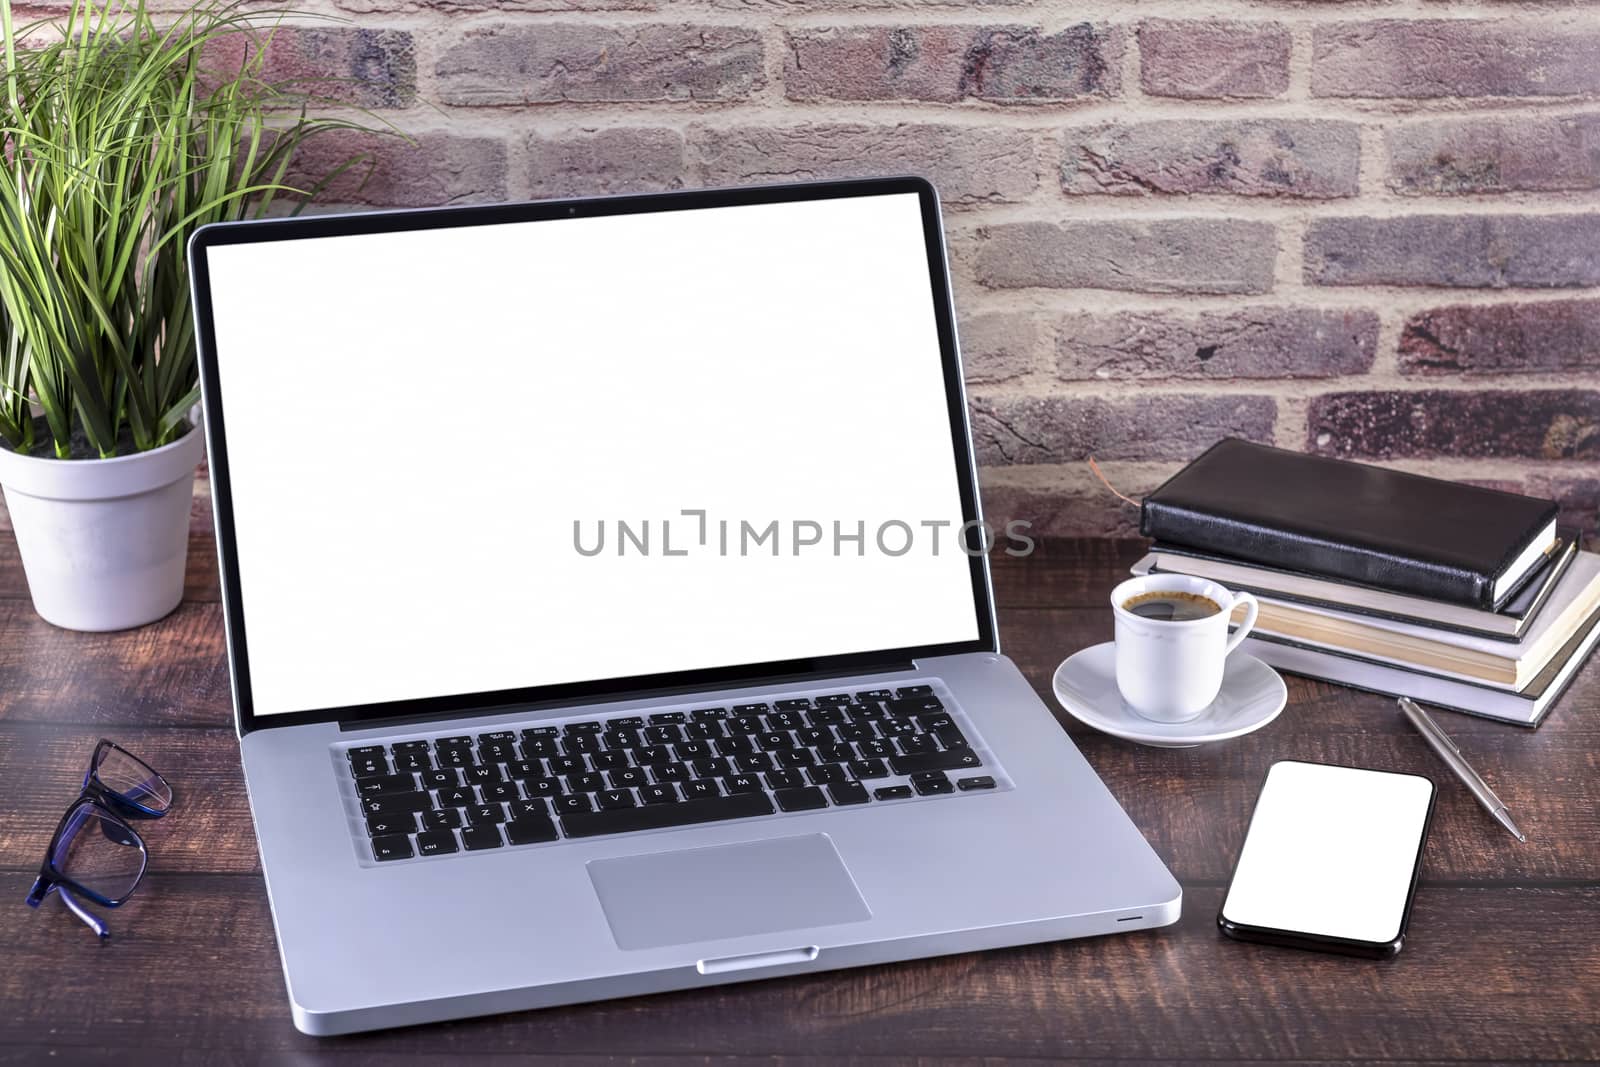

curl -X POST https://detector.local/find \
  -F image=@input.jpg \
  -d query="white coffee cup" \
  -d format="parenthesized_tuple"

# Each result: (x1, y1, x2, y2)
(1109, 574, 1259, 723)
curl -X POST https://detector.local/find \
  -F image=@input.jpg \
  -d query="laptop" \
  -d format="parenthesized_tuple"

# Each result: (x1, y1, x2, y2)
(187, 176, 1180, 1036)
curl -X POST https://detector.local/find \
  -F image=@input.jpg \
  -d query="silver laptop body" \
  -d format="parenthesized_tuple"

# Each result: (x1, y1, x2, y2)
(188, 177, 1180, 1036)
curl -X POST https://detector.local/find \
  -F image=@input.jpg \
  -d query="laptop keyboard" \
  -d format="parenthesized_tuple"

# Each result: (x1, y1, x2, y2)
(340, 684, 1002, 864)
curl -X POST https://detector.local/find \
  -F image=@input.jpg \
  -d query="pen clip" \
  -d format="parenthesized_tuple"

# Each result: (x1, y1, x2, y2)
(1401, 697, 1461, 754)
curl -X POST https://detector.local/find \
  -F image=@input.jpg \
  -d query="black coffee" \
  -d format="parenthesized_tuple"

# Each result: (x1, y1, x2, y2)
(1123, 590, 1221, 622)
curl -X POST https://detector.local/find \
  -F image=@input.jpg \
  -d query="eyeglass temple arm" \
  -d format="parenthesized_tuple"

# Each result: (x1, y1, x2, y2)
(58, 886, 111, 940)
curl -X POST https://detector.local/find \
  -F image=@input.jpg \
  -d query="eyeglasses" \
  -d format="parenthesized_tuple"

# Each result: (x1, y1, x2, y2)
(26, 740, 174, 940)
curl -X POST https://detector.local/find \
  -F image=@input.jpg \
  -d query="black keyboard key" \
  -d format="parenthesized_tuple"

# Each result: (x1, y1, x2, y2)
(422, 808, 462, 831)
(815, 693, 853, 705)
(913, 776, 954, 796)
(461, 825, 504, 851)
(554, 794, 593, 815)
(733, 752, 773, 774)
(505, 816, 559, 845)
(810, 707, 847, 726)
(764, 769, 805, 790)
(674, 740, 712, 760)
(393, 752, 431, 773)
(957, 775, 997, 791)
(715, 734, 758, 756)
(478, 730, 516, 744)
(898, 734, 938, 756)
(436, 749, 469, 768)
(758, 732, 794, 751)
(371, 834, 413, 861)
(523, 777, 564, 798)
(774, 786, 828, 813)
(348, 745, 386, 761)
(732, 702, 769, 714)
(522, 736, 560, 758)
(363, 791, 431, 816)
(603, 728, 640, 749)
(421, 768, 459, 790)
(564, 720, 603, 734)
(874, 785, 913, 800)
(350, 757, 391, 779)
(645, 725, 683, 745)
(479, 741, 516, 762)
(365, 812, 416, 837)
(895, 685, 933, 697)
(848, 758, 890, 779)
(776, 748, 816, 769)
(858, 740, 894, 759)
(855, 689, 893, 701)
(590, 751, 630, 771)
(561, 791, 775, 839)
(509, 798, 548, 819)
(597, 789, 636, 811)
(549, 756, 586, 776)
(769, 711, 804, 730)
(482, 782, 519, 803)
(918, 713, 956, 731)
(888, 696, 944, 716)
(648, 711, 687, 724)
(817, 743, 855, 764)
(357, 773, 417, 797)
(837, 723, 875, 742)
(889, 749, 982, 776)
(851, 702, 890, 721)
(652, 763, 691, 783)
(435, 735, 474, 753)
(806, 764, 846, 786)
(728, 716, 764, 735)
(612, 716, 645, 729)
(683, 779, 721, 800)
(687, 720, 726, 740)
(392, 740, 430, 756)
(879, 720, 917, 738)
(609, 767, 648, 789)
(522, 726, 559, 739)
(693, 757, 735, 778)
(466, 804, 506, 825)
(561, 734, 602, 755)
(635, 745, 672, 766)
(774, 698, 811, 710)
(567, 771, 606, 794)
(829, 781, 870, 806)
(721, 774, 763, 795)
(795, 727, 830, 747)
(435, 786, 475, 808)
(416, 830, 458, 857)
(462, 764, 504, 786)
(640, 783, 680, 805)
(935, 728, 971, 751)
(690, 708, 728, 722)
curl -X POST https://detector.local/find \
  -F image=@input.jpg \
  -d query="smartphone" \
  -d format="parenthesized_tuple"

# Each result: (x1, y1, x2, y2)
(1218, 760, 1437, 958)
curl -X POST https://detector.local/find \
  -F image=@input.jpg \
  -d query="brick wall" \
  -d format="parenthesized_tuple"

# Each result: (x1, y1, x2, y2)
(279, 1, 1600, 540)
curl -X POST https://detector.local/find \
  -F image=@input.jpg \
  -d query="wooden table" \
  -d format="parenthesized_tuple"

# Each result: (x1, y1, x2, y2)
(3, 536, 1597, 1063)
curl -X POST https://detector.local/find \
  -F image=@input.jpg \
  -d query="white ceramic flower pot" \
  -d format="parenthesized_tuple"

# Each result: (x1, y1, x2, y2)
(0, 427, 204, 631)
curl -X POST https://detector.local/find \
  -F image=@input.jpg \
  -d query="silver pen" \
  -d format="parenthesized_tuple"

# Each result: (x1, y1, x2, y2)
(1398, 697, 1526, 842)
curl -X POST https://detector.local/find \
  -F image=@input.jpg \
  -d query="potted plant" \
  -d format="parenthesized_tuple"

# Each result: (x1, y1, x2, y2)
(0, 0, 366, 630)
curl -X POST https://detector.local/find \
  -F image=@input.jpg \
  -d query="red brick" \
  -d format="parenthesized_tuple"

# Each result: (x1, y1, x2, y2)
(1307, 390, 1600, 460)
(282, 131, 507, 208)
(1304, 215, 1600, 289)
(971, 394, 1276, 464)
(1138, 19, 1290, 100)
(1062, 120, 1358, 199)
(436, 24, 764, 105)
(1312, 20, 1600, 98)
(973, 220, 1276, 295)
(1057, 308, 1378, 381)
(208, 27, 415, 109)
(1399, 300, 1600, 375)
(960, 313, 1042, 385)
(1386, 114, 1600, 195)
(528, 128, 685, 198)
(1525, 474, 1600, 540)
(690, 124, 1038, 207)
(980, 482, 1151, 539)
(783, 24, 1120, 103)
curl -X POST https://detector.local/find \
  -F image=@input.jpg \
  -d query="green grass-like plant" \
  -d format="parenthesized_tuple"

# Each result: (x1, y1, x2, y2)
(0, 0, 372, 458)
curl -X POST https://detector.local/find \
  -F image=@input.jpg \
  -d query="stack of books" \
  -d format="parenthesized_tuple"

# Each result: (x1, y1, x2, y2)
(1130, 440, 1600, 725)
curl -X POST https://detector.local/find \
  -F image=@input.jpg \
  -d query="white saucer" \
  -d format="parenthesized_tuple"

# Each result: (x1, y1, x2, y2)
(1052, 643, 1287, 748)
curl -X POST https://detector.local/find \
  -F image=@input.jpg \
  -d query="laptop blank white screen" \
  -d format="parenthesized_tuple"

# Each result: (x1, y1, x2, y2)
(203, 192, 981, 718)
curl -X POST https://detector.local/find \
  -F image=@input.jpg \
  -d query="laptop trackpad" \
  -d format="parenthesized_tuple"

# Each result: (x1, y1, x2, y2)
(587, 834, 871, 951)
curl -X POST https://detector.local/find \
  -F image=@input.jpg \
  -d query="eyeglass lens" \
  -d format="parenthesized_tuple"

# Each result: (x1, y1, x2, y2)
(93, 743, 173, 814)
(51, 803, 146, 902)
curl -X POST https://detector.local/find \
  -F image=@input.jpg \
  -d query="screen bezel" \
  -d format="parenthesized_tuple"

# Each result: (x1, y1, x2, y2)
(188, 177, 998, 735)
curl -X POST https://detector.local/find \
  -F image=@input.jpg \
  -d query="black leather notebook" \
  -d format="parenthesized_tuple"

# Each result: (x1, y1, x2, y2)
(1142, 439, 1560, 610)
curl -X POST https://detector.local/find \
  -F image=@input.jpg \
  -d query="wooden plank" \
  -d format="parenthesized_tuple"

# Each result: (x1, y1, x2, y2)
(3, 874, 1595, 1061)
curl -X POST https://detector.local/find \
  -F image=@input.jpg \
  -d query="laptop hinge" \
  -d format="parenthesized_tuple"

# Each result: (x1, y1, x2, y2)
(337, 659, 920, 733)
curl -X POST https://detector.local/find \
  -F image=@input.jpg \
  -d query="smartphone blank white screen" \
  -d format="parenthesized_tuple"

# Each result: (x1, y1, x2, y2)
(202, 192, 981, 718)
(1221, 761, 1434, 945)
